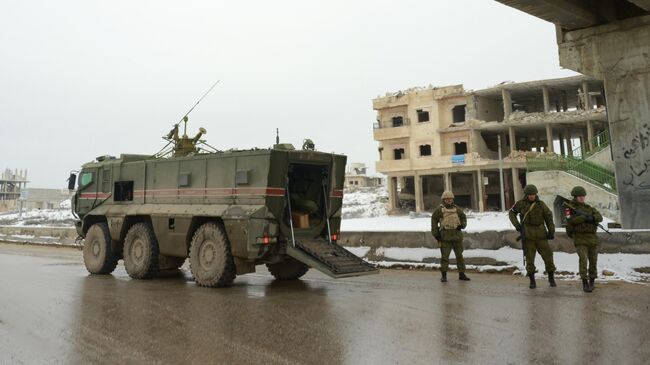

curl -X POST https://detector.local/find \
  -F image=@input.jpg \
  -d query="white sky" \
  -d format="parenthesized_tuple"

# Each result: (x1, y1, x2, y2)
(0, 0, 577, 188)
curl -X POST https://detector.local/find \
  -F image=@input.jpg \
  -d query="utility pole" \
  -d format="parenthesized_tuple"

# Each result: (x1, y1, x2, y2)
(498, 135, 505, 211)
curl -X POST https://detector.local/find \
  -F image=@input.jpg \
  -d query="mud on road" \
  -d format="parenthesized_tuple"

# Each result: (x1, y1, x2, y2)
(0, 243, 648, 365)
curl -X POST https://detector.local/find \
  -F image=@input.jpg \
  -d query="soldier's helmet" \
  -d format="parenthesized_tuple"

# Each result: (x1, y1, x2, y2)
(523, 184, 538, 195)
(571, 186, 587, 197)
(441, 191, 455, 200)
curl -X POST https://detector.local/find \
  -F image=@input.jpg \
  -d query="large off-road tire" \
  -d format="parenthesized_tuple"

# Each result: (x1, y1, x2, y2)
(159, 255, 186, 270)
(83, 222, 118, 275)
(123, 222, 159, 279)
(266, 258, 309, 280)
(189, 222, 236, 287)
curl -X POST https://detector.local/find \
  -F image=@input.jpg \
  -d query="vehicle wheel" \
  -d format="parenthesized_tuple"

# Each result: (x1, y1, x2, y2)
(159, 255, 186, 270)
(123, 222, 159, 279)
(266, 258, 309, 280)
(189, 222, 236, 287)
(83, 222, 118, 275)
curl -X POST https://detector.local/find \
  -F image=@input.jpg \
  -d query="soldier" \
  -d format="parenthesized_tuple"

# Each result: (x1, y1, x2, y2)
(564, 186, 603, 293)
(431, 191, 470, 282)
(508, 184, 557, 289)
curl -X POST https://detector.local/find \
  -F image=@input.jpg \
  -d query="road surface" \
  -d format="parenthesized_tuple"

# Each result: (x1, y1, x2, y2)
(0, 242, 648, 364)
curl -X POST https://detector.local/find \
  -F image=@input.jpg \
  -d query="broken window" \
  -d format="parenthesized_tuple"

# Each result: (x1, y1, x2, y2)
(391, 116, 404, 127)
(419, 144, 432, 156)
(454, 142, 468, 155)
(394, 148, 405, 160)
(452, 105, 466, 123)
(378, 147, 384, 160)
(417, 109, 429, 123)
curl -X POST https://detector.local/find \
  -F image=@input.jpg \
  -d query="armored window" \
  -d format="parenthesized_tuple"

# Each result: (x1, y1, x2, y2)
(417, 109, 429, 123)
(391, 116, 404, 127)
(419, 144, 432, 156)
(102, 168, 112, 193)
(79, 172, 93, 187)
(114, 181, 134, 201)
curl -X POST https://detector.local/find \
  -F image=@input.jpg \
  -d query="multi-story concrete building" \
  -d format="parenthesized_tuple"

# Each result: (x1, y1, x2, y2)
(373, 75, 611, 214)
(0, 168, 28, 212)
(344, 163, 383, 188)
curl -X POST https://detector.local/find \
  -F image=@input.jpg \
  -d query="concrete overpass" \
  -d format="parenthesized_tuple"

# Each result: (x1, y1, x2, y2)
(496, 0, 650, 229)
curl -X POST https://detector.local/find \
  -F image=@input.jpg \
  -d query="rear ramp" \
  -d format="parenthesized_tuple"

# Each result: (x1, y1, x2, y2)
(286, 238, 379, 278)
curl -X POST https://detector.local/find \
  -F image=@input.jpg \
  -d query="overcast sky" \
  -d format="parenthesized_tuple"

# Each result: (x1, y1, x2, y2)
(0, 0, 577, 188)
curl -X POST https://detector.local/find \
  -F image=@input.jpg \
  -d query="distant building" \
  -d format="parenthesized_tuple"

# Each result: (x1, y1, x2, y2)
(345, 163, 383, 188)
(0, 168, 28, 212)
(21, 188, 72, 210)
(373, 75, 613, 215)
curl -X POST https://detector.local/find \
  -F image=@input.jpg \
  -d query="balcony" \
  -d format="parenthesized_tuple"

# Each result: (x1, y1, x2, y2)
(373, 118, 411, 141)
(376, 159, 412, 173)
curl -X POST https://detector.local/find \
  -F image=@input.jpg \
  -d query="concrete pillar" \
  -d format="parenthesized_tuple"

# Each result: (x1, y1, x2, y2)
(557, 16, 650, 228)
(387, 176, 398, 212)
(558, 131, 566, 155)
(561, 91, 568, 111)
(545, 124, 554, 153)
(535, 131, 543, 152)
(477, 170, 485, 212)
(414, 174, 424, 213)
(502, 89, 512, 119)
(508, 126, 517, 152)
(565, 126, 573, 157)
(586, 120, 595, 151)
(512, 168, 523, 202)
(582, 81, 592, 110)
(542, 85, 550, 113)
(444, 172, 451, 191)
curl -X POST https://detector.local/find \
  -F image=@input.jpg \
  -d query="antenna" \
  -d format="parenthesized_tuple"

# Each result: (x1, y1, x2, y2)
(178, 79, 220, 124)
(276, 128, 280, 144)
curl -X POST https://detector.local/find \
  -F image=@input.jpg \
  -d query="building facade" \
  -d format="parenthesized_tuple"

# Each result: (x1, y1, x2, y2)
(373, 75, 609, 213)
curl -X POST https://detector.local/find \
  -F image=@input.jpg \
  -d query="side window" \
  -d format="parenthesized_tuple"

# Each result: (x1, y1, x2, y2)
(114, 181, 134, 201)
(102, 168, 112, 193)
(79, 172, 93, 187)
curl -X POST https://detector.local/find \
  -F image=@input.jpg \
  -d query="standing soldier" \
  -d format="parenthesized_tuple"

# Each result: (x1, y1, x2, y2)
(431, 191, 470, 282)
(508, 184, 557, 289)
(564, 186, 603, 293)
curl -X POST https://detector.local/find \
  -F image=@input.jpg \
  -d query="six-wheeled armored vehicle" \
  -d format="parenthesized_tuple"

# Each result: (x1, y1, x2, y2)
(70, 120, 377, 287)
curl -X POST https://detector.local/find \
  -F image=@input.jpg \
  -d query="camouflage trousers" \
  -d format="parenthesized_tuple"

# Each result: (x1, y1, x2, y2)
(440, 240, 465, 273)
(525, 239, 556, 277)
(576, 244, 598, 280)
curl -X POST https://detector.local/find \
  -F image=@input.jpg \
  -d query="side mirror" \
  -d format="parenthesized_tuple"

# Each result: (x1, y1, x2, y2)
(67, 173, 77, 191)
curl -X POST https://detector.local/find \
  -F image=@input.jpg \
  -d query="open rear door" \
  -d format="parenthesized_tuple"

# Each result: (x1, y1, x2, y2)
(286, 238, 379, 278)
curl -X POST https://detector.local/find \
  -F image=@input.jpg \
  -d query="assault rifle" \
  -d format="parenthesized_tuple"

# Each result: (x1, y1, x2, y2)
(559, 196, 612, 235)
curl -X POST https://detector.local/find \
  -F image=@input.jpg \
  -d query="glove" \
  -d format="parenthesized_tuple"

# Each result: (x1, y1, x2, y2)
(434, 234, 442, 242)
(515, 226, 522, 232)
(585, 215, 595, 224)
(547, 232, 555, 240)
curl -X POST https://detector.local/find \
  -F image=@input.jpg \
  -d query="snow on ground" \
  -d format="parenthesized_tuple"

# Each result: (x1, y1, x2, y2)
(355, 246, 650, 284)
(341, 211, 516, 232)
(342, 187, 388, 219)
(0, 208, 76, 227)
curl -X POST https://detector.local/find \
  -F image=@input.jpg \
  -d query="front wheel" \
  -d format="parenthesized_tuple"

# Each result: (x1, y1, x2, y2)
(189, 222, 236, 287)
(83, 222, 118, 275)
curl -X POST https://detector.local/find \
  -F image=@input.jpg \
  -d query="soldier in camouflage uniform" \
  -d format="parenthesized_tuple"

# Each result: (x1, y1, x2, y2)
(508, 184, 557, 289)
(564, 186, 603, 293)
(431, 191, 470, 283)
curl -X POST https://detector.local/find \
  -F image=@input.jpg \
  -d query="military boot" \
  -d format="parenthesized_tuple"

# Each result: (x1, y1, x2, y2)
(459, 272, 470, 281)
(582, 279, 592, 293)
(441, 272, 447, 283)
(548, 272, 557, 287)
(589, 278, 595, 290)
(528, 275, 536, 289)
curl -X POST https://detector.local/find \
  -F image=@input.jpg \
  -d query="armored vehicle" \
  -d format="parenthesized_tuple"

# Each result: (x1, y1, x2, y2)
(69, 118, 377, 287)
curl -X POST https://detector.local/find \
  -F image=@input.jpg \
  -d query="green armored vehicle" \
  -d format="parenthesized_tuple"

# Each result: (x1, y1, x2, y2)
(69, 118, 377, 287)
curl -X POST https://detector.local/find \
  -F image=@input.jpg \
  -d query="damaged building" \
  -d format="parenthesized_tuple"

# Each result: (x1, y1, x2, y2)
(373, 75, 616, 219)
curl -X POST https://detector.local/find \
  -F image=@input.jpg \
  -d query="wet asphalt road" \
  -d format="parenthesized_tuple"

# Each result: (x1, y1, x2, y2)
(0, 243, 649, 365)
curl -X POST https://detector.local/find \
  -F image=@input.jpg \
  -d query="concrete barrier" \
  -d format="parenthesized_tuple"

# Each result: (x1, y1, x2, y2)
(2, 225, 649, 254)
(339, 230, 650, 254)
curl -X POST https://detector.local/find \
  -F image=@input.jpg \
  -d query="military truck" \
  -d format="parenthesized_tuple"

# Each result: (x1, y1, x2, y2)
(69, 119, 377, 287)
